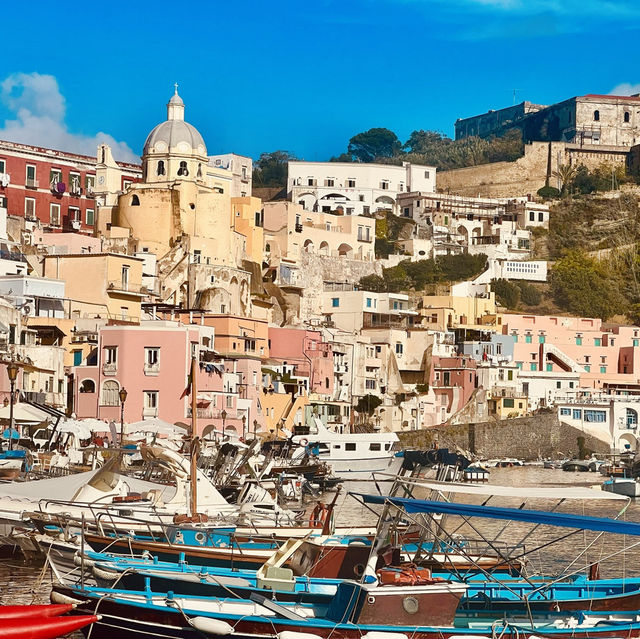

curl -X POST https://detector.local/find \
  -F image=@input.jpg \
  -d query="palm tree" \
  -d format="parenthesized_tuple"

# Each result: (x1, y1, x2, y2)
(552, 163, 577, 195)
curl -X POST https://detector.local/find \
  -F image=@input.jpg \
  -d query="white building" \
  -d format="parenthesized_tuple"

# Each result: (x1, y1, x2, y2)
(288, 161, 436, 216)
(0, 275, 66, 318)
(208, 153, 252, 198)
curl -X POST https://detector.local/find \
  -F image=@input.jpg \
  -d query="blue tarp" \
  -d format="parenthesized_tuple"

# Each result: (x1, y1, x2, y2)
(1, 428, 19, 440)
(354, 494, 640, 536)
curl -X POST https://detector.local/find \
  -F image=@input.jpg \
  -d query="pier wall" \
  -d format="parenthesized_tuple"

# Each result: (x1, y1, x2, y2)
(398, 411, 610, 460)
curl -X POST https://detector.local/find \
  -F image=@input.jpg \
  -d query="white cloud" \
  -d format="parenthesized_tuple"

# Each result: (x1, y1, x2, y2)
(0, 72, 138, 163)
(610, 83, 640, 96)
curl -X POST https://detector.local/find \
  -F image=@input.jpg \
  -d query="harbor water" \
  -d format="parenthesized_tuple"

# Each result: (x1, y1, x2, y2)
(3, 466, 640, 634)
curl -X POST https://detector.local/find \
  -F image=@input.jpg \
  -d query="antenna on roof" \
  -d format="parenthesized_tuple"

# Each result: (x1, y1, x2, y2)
(512, 89, 523, 105)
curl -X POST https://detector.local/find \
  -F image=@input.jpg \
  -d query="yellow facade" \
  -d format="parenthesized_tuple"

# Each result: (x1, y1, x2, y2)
(260, 392, 309, 434)
(420, 294, 497, 330)
(43, 253, 145, 323)
(231, 196, 264, 265)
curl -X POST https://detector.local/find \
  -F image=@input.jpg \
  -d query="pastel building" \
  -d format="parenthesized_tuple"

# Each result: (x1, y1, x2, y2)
(263, 201, 376, 262)
(420, 291, 497, 331)
(322, 290, 417, 333)
(288, 160, 436, 216)
(502, 314, 640, 394)
(43, 253, 146, 323)
(74, 320, 236, 434)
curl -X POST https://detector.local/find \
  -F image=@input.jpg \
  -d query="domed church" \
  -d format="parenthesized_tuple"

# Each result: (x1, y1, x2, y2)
(101, 87, 261, 315)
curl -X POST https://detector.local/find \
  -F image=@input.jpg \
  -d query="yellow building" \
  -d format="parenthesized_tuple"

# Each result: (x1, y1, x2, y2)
(420, 292, 497, 330)
(232, 196, 264, 265)
(42, 253, 145, 323)
(489, 392, 529, 419)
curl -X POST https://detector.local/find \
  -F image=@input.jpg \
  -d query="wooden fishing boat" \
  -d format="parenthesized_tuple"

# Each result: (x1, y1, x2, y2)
(1, 610, 99, 639)
(52, 582, 640, 639)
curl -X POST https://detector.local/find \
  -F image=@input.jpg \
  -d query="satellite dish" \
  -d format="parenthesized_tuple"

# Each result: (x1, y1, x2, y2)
(21, 305, 31, 316)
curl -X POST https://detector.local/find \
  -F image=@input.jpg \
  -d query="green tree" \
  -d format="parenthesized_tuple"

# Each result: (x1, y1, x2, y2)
(550, 250, 627, 320)
(359, 274, 386, 291)
(552, 164, 577, 196)
(491, 279, 521, 309)
(518, 282, 542, 306)
(347, 128, 401, 162)
(355, 394, 383, 415)
(253, 151, 297, 188)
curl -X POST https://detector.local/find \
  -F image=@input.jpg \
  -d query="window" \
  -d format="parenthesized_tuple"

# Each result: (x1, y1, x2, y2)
(424, 171, 430, 179)
(144, 391, 159, 410)
(634, 339, 639, 347)
(193, 250, 201, 264)
(369, 443, 381, 451)
(380, 181, 389, 190)
(585, 410, 606, 423)
(121, 265, 130, 290)
(365, 379, 376, 390)
(331, 297, 339, 308)
(101, 380, 119, 406)
(530, 363, 537, 371)
(347, 179, 356, 188)
(79, 379, 95, 393)
(324, 179, 334, 187)
(395, 343, 403, 355)
(600, 366, 606, 373)
(576, 337, 582, 345)
(513, 334, 518, 343)
(594, 338, 601, 346)
(624, 112, 630, 123)
(178, 161, 189, 176)
(50, 203, 61, 226)
(627, 408, 638, 428)
(560, 408, 571, 416)
(131, 194, 140, 206)
(157, 160, 166, 176)
(226, 395, 233, 408)
(507, 370, 513, 381)
(593, 110, 600, 121)
(366, 297, 372, 308)
(525, 335, 532, 343)
(538, 212, 544, 222)
(86, 209, 95, 226)
(529, 211, 535, 222)
(25, 197, 36, 219)
(69, 206, 80, 223)
(0, 159, 5, 173)
(573, 409, 582, 419)
(516, 362, 523, 369)
(145, 347, 160, 373)
(345, 443, 356, 451)
(26, 165, 36, 187)
(503, 398, 514, 408)
(69, 172, 81, 194)
(50, 168, 62, 187)
(245, 339, 256, 352)
(85, 175, 95, 194)
(539, 335, 545, 344)
(104, 346, 117, 365)
(584, 365, 590, 372)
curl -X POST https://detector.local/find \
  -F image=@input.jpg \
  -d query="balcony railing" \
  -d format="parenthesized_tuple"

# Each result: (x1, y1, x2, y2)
(107, 281, 146, 295)
(25, 178, 39, 189)
(144, 363, 160, 376)
(102, 362, 117, 375)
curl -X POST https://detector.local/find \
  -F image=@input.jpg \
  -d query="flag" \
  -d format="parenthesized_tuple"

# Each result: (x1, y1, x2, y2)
(180, 357, 195, 399)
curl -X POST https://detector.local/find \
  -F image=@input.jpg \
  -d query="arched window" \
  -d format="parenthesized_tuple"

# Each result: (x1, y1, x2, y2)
(197, 163, 202, 178)
(624, 112, 631, 123)
(157, 160, 165, 176)
(265, 243, 271, 252)
(178, 161, 189, 177)
(627, 408, 638, 428)
(101, 380, 119, 406)
(131, 194, 140, 206)
(79, 379, 96, 393)
(593, 110, 600, 122)
(325, 377, 329, 389)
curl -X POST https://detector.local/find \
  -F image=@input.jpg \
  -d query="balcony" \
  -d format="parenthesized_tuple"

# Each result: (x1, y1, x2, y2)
(102, 362, 117, 376)
(144, 363, 160, 376)
(107, 281, 147, 298)
(25, 178, 39, 189)
(143, 406, 158, 418)
(334, 363, 349, 373)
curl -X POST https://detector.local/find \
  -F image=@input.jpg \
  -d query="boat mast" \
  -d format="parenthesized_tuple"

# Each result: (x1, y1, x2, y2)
(190, 354, 198, 519)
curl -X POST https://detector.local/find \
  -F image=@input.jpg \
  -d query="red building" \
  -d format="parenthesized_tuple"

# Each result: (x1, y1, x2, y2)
(0, 140, 140, 234)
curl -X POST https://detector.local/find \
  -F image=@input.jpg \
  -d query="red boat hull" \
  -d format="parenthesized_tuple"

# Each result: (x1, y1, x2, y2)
(2, 614, 98, 639)
(0, 603, 74, 620)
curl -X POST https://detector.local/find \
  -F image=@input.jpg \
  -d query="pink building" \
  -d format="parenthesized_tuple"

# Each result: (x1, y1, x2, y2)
(502, 314, 640, 391)
(268, 327, 334, 396)
(73, 320, 241, 437)
(430, 356, 478, 418)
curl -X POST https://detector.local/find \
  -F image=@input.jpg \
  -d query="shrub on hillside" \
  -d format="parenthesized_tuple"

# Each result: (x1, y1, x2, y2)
(537, 185, 560, 200)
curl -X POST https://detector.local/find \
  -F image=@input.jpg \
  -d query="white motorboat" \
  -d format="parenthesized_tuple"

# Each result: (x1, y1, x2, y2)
(602, 476, 640, 498)
(293, 418, 402, 480)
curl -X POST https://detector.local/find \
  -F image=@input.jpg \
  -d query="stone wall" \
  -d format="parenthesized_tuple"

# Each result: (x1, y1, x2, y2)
(295, 253, 382, 322)
(398, 411, 610, 460)
(437, 142, 629, 198)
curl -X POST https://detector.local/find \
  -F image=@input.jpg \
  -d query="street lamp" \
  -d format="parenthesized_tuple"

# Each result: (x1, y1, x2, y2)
(118, 387, 128, 447)
(221, 409, 227, 440)
(6, 362, 18, 451)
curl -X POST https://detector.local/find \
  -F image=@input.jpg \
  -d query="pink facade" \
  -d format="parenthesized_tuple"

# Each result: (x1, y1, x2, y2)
(502, 314, 640, 390)
(430, 356, 478, 415)
(73, 322, 228, 436)
(268, 327, 334, 396)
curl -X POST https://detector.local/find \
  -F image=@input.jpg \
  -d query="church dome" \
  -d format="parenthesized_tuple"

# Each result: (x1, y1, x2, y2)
(142, 86, 207, 158)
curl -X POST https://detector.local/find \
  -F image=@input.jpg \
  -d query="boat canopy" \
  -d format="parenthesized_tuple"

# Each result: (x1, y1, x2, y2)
(384, 479, 628, 501)
(354, 494, 640, 536)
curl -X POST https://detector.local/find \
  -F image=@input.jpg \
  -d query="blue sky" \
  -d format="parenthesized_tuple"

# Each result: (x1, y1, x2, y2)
(0, 0, 638, 163)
